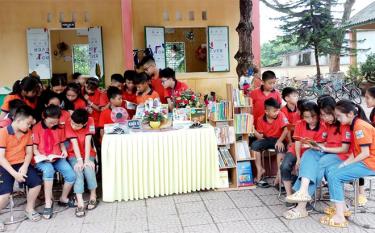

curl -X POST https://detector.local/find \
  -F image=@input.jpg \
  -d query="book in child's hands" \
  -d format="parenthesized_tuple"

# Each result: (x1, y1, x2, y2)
(293, 136, 321, 148)
(124, 100, 137, 110)
(34, 154, 64, 163)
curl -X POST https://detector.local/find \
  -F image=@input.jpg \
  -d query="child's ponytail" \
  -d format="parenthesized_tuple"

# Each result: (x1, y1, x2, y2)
(11, 80, 22, 95)
(355, 103, 369, 123)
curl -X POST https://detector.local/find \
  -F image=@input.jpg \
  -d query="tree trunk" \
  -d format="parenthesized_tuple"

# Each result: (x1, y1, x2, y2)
(329, 54, 340, 73)
(235, 0, 254, 82)
(314, 45, 321, 85)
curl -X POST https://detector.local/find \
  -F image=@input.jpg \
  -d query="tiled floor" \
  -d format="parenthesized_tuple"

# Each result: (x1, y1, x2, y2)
(2, 185, 375, 233)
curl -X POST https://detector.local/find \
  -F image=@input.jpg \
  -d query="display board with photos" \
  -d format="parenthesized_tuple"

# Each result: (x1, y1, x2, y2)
(145, 26, 166, 69)
(208, 26, 230, 72)
(26, 28, 51, 79)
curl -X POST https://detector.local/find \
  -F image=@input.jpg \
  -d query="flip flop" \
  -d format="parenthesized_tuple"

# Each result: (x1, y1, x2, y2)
(320, 215, 348, 228)
(24, 210, 41, 222)
(75, 206, 86, 218)
(0, 221, 5, 232)
(256, 180, 270, 188)
(285, 191, 311, 203)
(87, 199, 99, 211)
(42, 201, 54, 219)
(324, 206, 352, 217)
(58, 198, 76, 208)
(283, 208, 308, 220)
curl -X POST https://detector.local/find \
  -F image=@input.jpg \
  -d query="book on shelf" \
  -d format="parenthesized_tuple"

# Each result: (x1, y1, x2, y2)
(236, 141, 251, 160)
(233, 89, 250, 107)
(217, 147, 235, 168)
(214, 126, 235, 145)
(209, 101, 232, 121)
(237, 161, 254, 187)
(217, 170, 229, 188)
(190, 108, 207, 123)
(234, 114, 254, 134)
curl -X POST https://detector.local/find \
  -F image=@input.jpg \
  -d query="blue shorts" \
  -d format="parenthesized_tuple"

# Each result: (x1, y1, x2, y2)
(0, 163, 42, 195)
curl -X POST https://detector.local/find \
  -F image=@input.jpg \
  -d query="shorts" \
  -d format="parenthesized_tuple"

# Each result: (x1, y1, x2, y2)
(250, 137, 286, 154)
(0, 163, 42, 195)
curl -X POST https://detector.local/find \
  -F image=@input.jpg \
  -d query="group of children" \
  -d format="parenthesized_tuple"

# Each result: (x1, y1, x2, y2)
(249, 70, 375, 228)
(0, 55, 188, 231)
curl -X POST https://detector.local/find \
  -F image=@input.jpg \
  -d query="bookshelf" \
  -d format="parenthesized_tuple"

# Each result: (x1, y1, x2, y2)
(209, 83, 255, 190)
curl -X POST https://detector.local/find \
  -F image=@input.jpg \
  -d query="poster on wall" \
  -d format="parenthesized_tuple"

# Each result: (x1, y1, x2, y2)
(145, 26, 166, 69)
(88, 27, 104, 79)
(208, 26, 230, 72)
(26, 28, 51, 79)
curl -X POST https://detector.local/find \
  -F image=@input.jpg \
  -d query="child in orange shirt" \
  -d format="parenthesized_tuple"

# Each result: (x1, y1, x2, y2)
(98, 87, 124, 138)
(0, 106, 42, 230)
(135, 72, 160, 105)
(321, 100, 375, 228)
(65, 109, 98, 217)
(33, 105, 75, 219)
(366, 87, 375, 125)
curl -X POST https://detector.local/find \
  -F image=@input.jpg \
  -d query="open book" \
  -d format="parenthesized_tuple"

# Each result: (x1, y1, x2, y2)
(293, 136, 321, 148)
(34, 154, 64, 163)
(124, 100, 137, 110)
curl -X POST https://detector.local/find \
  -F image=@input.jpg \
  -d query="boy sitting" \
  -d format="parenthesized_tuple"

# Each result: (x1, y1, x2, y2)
(250, 70, 282, 130)
(251, 98, 289, 188)
(281, 87, 300, 143)
(135, 72, 160, 105)
(98, 87, 124, 138)
(0, 106, 42, 230)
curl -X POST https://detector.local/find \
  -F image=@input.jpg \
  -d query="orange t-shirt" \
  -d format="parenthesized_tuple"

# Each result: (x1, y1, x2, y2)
(65, 117, 96, 159)
(1, 94, 37, 112)
(151, 77, 166, 104)
(351, 118, 375, 170)
(136, 90, 160, 105)
(32, 121, 65, 156)
(0, 126, 33, 165)
(256, 112, 289, 138)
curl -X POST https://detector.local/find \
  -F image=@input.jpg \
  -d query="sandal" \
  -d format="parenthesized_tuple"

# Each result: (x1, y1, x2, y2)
(320, 215, 348, 228)
(324, 206, 352, 217)
(24, 210, 41, 222)
(42, 201, 54, 219)
(0, 221, 5, 232)
(58, 198, 76, 208)
(256, 180, 270, 188)
(75, 206, 86, 218)
(283, 208, 308, 220)
(285, 191, 311, 203)
(358, 194, 368, 207)
(87, 199, 99, 210)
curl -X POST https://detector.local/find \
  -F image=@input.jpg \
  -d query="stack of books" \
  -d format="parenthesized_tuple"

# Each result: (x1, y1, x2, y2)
(234, 114, 254, 134)
(236, 141, 251, 160)
(218, 147, 235, 168)
(233, 89, 250, 107)
(209, 101, 232, 121)
(214, 126, 235, 145)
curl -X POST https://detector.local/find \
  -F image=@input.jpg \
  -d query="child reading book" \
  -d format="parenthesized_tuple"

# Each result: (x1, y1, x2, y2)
(83, 77, 104, 127)
(33, 105, 76, 219)
(65, 109, 98, 217)
(45, 93, 70, 126)
(135, 72, 160, 105)
(280, 101, 327, 205)
(320, 100, 375, 228)
(64, 83, 87, 112)
(159, 67, 188, 111)
(0, 106, 42, 231)
(122, 70, 137, 119)
(251, 97, 289, 188)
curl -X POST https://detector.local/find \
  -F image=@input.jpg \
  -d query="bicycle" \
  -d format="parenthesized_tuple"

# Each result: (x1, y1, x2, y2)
(336, 81, 362, 104)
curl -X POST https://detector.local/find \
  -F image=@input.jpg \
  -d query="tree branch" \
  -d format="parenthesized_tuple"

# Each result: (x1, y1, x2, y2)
(259, 0, 295, 14)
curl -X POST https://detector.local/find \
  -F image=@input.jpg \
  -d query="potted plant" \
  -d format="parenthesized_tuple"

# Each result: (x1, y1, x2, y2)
(174, 89, 200, 108)
(143, 109, 167, 129)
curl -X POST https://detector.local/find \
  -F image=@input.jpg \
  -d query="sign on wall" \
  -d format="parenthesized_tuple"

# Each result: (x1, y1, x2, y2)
(145, 26, 166, 69)
(88, 26, 104, 79)
(208, 26, 230, 72)
(26, 28, 51, 79)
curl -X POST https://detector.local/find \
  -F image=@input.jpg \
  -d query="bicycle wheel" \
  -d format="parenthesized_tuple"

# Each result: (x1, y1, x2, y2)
(350, 88, 362, 104)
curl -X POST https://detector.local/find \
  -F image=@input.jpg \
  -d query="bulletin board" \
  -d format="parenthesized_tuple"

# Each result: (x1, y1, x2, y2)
(88, 26, 104, 79)
(208, 26, 230, 72)
(26, 28, 51, 79)
(145, 26, 166, 69)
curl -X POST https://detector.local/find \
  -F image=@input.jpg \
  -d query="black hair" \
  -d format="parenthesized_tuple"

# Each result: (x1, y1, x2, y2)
(134, 72, 150, 85)
(45, 92, 61, 105)
(107, 86, 122, 100)
(13, 105, 34, 121)
(261, 70, 276, 82)
(43, 104, 61, 119)
(71, 109, 89, 125)
(72, 72, 82, 80)
(123, 70, 137, 82)
(8, 99, 26, 119)
(140, 55, 155, 66)
(85, 77, 99, 91)
(66, 82, 82, 96)
(366, 87, 375, 124)
(281, 87, 298, 101)
(300, 101, 320, 119)
(335, 99, 369, 123)
(297, 99, 308, 112)
(111, 73, 125, 84)
(264, 97, 280, 109)
(50, 75, 67, 87)
(159, 68, 176, 81)
(11, 76, 40, 96)
(319, 97, 341, 134)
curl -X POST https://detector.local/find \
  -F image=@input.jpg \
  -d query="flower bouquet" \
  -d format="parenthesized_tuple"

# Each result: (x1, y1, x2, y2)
(174, 89, 200, 108)
(143, 108, 168, 129)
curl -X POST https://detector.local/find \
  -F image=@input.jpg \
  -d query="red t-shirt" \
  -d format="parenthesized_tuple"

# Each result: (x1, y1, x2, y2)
(250, 86, 282, 130)
(98, 108, 114, 128)
(164, 81, 188, 99)
(73, 98, 87, 110)
(325, 124, 352, 160)
(65, 117, 96, 159)
(281, 105, 300, 125)
(0, 118, 12, 128)
(256, 112, 289, 138)
(86, 89, 103, 126)
(59, 110, 70, 127)
(122, 91, 137, 119)
(151, 77, 166, 104)
(1, 94, 37, 112)
(32, 121, 65, 156)
(288, 120, 327, 157)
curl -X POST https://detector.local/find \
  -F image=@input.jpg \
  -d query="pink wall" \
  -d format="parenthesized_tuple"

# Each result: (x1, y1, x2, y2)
(252, 0, 261, 68)
(121, 0, 134, 70)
